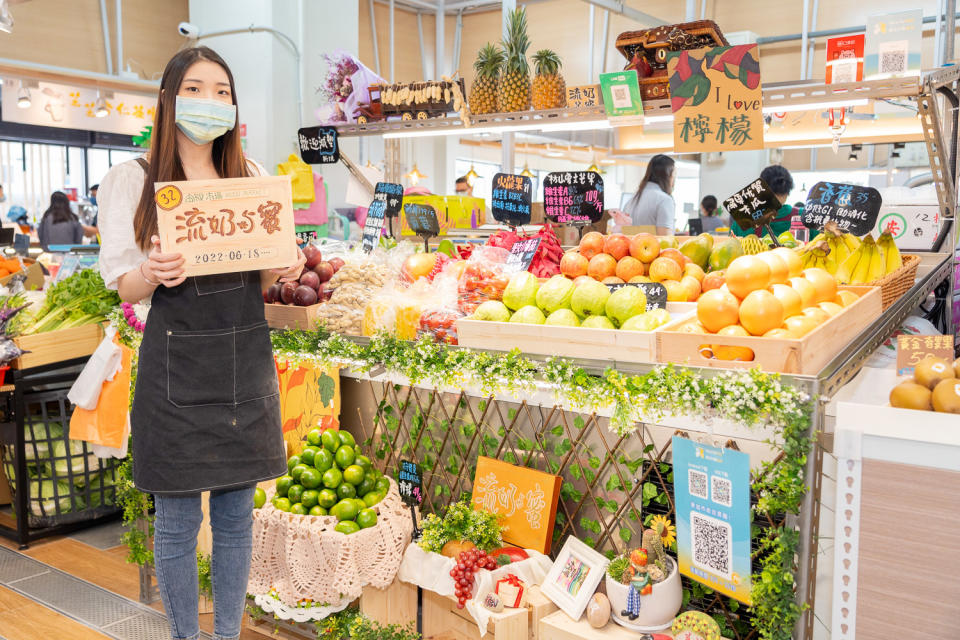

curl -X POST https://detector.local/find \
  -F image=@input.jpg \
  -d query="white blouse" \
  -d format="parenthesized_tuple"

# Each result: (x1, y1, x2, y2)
(97, 157, 268, 291)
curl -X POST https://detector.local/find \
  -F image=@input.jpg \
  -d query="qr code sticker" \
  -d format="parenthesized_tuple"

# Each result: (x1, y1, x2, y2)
(691, 511, 732, 578)
(688, 469, 708, 500)
(878, 40, 908, 75)
(832, 59, 856, 84)
(611, 84, 631, 109)
(711, 475, 732, 507)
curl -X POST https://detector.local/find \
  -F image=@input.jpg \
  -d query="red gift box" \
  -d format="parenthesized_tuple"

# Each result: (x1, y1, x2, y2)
(495, 574, 527, 608)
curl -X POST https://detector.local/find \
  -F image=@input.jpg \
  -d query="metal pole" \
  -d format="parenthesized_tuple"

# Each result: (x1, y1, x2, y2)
(368, 0, 381, 76)
(805, 0, 819, 81)
(588, 4, 595, 81)
(453, 10, 463, 76)
(115, 0, 123, 75)
(502, 0, 516, 174)
(417, 12, 429, 80)
(935, 0, 944, 67)
(579, 0, 666, 26)
(800, 0, 810, 81)
(98, 0, 113, 75)
(947, 0, 957, 62)
(685, 0, 695, 21)
(759, 12, 960, 44)
(601, 10, 610, 73)
(390, 0, 395, 82)
(700, 0, 706, 20)
(436, 0, 445, 80)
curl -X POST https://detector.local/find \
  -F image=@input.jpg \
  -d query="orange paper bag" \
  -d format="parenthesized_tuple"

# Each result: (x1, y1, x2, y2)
(69, 341, 133, 450)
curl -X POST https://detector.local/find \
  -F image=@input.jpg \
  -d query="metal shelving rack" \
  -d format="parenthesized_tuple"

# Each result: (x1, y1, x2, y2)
(332, 69, 958, 639)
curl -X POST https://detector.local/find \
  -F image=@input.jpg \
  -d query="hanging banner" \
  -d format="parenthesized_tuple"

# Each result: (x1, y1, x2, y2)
(865, 10, 923, 80)
(672, 436, 752, 605)
(666, 44, 763, 152)
(826, 35, 865, 84)
(0, 80, 156, 135)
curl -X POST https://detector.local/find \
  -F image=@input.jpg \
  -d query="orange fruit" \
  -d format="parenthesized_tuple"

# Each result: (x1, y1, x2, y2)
(755, 252, 789, 285)
(782, 315, 819, 338)
(697, 289, 741, 333)
(768, 284, 803, 318)
(801, 306, 830, 326)
(679, 321, 708, 334)
(788, 277, 817, 308)
(712, 325, 755, 361)
(802, 268, 838, 304)
(834, 290, 860, 307)
(818, 301, 844, 317)
(663, 279, 688, 302)
(683, 263, 706, 282)
(649, 257, 684, 282)
(725, 256, 771, 299)
(659, 248, 690, 268)
(763, 328, 792, 338)
(738, 290, 785, 336)
(771, 247, 803, 277)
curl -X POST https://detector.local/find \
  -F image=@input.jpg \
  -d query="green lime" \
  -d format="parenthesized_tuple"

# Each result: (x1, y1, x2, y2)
(300, 489, 319, 509)
(300, 468, 321, 489)
(362, 492, 382, 507)
(290, 464, 308, 483)
(375, 477, 391, 494)
(355, 455, 372, 471)
(317, 488, 338, 509)
(309, 505, 328, 517)
(333, 499, 359, 521)
(357, 476, 376, 497)
(352, 499, 367, 513)
(321, 430, 340, 452)
(337, 483, 357, 500)
(314, 449, 334, 473)
(273, 497, 291, 512)
(299, 446, 319, 467)
(335, 521, 361, 535)
(335, 445, 355, 470)
(337, 431, 356, 448)
(276, 475, 294, 497)
(290, 503, 308, 516)
(286, 484, 304, 505)
(306, 428, 322, 446)
(356, 508, 378, 529)
(322, 467, 343, 489)
(343, 465, 365, 486)
(286, 455, 301, 473)
(254, 487, 267, 509)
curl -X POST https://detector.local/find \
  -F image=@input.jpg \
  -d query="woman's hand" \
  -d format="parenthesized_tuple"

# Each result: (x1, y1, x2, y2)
(144, 235, 186, 288)
(270, 246, 306, 283)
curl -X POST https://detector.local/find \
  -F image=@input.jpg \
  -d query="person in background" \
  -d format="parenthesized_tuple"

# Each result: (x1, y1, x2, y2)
(731, 165, 795, 237)
(38, 191, 84, 250)
(82, 183, 100, 238)
(6, 205, 30, 233)
(455, 175, 473, 197)
(698, 195, 726, 233)
(624, 154, 676, 236)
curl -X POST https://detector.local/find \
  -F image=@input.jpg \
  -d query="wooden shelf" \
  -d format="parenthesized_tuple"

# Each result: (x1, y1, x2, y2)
(539, 609, 675, 640)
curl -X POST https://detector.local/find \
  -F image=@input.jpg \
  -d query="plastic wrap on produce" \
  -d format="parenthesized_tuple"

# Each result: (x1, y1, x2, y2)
(457, 246, 510, 315)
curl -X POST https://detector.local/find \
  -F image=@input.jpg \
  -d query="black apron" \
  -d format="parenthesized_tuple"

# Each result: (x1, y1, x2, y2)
(129, 166, 286, 495)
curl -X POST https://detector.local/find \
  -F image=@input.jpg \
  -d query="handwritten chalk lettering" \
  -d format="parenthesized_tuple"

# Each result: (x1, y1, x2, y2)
(725, 178, 780, 231)
(803, 182, 881, 234)
(297, 126, 340, 164)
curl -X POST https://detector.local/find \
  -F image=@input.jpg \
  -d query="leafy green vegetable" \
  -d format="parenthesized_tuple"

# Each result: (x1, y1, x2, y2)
(418, 500, 503, 553)
(21, 269, 120, 334)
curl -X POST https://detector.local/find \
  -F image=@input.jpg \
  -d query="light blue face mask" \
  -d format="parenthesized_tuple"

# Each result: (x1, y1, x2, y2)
(174, 95, 236, 145)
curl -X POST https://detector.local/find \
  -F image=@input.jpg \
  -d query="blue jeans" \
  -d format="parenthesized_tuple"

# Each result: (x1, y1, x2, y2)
(154, 486, 255, 640)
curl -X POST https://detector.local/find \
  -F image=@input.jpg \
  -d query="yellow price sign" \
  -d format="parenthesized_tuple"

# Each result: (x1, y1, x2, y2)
(155, 184, 183, 211)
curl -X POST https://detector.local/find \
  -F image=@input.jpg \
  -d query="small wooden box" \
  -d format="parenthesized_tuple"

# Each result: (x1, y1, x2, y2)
(656, 286, 882, 374)
(523, 586, 559, 640)
(11, 323, 104, 370)
(423, 589, 528, 640)
(360, 578, 418, 627)
(0, 259, 44, 291)
(264, 302, 323, 330)
(539, 609, 638, 640)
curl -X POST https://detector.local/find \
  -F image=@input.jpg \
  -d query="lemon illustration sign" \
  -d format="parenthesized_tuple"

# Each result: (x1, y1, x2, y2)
(275, 357, 340, 455)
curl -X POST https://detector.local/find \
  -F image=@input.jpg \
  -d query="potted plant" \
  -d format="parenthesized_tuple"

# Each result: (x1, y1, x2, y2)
(605, 517, 682, 631)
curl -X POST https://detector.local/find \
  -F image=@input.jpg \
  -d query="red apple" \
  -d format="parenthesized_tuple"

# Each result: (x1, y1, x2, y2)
(579, 232, 604, 259)
(313, 261, 335, 283)
(560, 252, 589, 278)
(629, 233, 660, 262)
(702, 271, 725, 293)
(603, 233, 630, 260)
(302, 243, 322, 269)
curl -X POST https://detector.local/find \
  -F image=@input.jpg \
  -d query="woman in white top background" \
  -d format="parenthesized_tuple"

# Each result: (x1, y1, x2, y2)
(623, 154, 676, 236)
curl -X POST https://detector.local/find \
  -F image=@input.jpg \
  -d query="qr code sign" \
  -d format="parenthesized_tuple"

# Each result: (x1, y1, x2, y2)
(688, 469, 708, 500)
(879, 41, 908, 74)
(691, 512, 732, 578)
(711, 475, 732, 507)
(611, 84, 631, 109)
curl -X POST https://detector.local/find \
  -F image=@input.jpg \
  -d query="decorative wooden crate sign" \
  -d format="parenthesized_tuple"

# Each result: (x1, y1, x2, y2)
(155, 176, 298, 277)
(566, 85, 602, 108)
(297, 126, 339, 164)
(543, 172, 604, 226)
(803, 181, 881, 235)
(896, 334, 955, 376)
(471, 456, 562, 555)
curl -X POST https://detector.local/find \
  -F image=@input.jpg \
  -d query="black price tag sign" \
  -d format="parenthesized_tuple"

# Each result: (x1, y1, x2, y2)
(504, 237, 541, 274)
(374, 182, 405, 219)
(297, 126, 339, 164)
(606, 281, 668, 311)
(803, 182, 881, 235)
(543, 172, 604, 226)
(723, 178, 782, 231)
(398, 459, 422, 507)
(295, 229, 318, 245)
(405, 203, 439, 237)
(361, 200, 386, 253)
(491, 173, 533, 227)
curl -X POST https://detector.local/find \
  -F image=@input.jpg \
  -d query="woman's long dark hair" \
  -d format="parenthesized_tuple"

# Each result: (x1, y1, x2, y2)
(629, 154, 675, 209)
(133, 46, 250, 250)
(42, 191, 77, 225)
(701, 195, 718, 216)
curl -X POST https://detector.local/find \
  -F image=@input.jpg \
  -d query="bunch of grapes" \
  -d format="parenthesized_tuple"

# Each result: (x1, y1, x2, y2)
(450, 549, 498, 608)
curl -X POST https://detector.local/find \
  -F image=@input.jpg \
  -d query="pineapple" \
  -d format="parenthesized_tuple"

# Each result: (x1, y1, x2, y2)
(532, 49, 566, 110)
(469, 43, 504, 115)
(497, 7, 531, 113)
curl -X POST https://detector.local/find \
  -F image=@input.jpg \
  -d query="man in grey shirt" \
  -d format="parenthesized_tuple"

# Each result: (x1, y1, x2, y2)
(623, 154, 676, 236)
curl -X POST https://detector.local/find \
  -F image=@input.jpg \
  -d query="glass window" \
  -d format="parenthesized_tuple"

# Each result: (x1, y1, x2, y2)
(86, 148, 111, 188)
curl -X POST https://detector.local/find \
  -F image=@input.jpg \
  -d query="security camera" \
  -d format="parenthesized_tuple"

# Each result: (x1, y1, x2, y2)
(178, 22, 199, 38)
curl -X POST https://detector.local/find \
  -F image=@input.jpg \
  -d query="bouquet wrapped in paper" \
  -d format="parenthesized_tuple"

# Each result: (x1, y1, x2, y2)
(315, 50, 385, 124)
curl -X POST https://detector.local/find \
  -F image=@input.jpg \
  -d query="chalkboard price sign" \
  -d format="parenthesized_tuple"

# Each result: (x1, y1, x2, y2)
(543, 172, 604, 226)
(491, 173, 533, 227)
(374, 182, 405, 219)
(398, 459, 422, 507)
(803, 182, 881, 235)
(723, 178, 782, 231)
(361, 200, 386, 253)
(405, 203, 439, 236)
(297, 126, 340, 164)
(606, 281, 668, 311)
(504, 237, 541, 274)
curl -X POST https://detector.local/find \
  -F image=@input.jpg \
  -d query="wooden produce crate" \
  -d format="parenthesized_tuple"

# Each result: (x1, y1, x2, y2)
(523, 586, 559, 640)
(360, 577, 418, 627)
(264, 302, 323, 330)
(539, 609, 651, 640)
(0, 258, 43, 291)
(423, 589, 528, 640)
(457, 303, 695, 364)
(657, 286, 882, 374)
(11, 323, 104, 370)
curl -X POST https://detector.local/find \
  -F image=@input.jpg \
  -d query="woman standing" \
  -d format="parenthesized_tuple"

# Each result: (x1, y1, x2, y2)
(623, 154, 676, 236)
(98, 47, 303, 640)
(37, 191, 84, 250)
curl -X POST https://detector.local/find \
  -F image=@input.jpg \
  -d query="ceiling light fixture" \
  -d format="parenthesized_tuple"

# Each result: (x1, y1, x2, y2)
(520, 164, 535, 178)
(94, 94, 109, 118)
(543, 145, 565, 158)
(16, 82, 29, 109)
(404, 164, 427, 185)
(464, 164, 479, 185)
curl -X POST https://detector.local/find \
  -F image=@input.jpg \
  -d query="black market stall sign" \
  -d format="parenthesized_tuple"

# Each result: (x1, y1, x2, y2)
(404, 203, 439, 251)
(606, 281, 668, 311)
(297, 126, 339, 164)
(361, 199, 386, 253)
(543, 172, 604, 226)
(398, 459, 422, 538)
(374, 182, 405, 218)
(491, 173, 533, 227)
(295, 229, 318, 244)
(504, 237, 541, 274)
(803, 182, 882, 235)
(723, 178, 782, 232)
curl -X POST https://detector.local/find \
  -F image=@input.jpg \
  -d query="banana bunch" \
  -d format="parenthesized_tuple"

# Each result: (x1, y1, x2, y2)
(798, 240, 835, 271)
(877, 230, 902, 274)
(835, 234, 884, 284)
(821, 221, 861, 268)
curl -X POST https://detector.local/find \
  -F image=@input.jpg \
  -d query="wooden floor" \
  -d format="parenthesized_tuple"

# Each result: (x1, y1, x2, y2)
(0, 585, 114, 640)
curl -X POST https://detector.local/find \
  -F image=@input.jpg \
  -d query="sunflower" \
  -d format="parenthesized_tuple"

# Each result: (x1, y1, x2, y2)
(650, 515, 677, 547)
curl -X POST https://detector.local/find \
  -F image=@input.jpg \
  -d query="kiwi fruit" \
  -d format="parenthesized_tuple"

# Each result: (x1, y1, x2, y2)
(913, 356, 954, 390)
(931, 378, 960, 414)
(889, 381, 933, 411)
